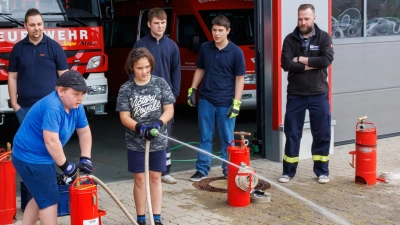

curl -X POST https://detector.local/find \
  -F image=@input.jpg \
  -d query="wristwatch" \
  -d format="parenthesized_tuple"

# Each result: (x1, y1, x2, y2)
(297, 56, 300, 63)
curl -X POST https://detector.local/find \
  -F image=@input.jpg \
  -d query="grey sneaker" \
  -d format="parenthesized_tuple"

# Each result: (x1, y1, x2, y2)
(318, 175, 329, 184)
(190, 171, 207, 182)
(161, 175, 177, 184)
(278, 175, 292, 183)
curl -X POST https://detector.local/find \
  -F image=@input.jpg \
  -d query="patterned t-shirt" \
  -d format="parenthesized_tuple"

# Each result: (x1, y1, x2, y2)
(116, 76, 175, 152)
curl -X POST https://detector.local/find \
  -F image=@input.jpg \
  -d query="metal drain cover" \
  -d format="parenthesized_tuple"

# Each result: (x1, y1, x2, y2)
(193, 176, 271, 193)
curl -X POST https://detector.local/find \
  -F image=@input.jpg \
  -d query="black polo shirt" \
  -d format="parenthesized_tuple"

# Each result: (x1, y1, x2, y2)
(9, 34, 68, 107)
(196, 41, 246, 107)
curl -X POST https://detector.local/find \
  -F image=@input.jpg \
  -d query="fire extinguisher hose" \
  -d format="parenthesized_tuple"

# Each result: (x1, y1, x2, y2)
(235, 166, 258, 192)
(89, 175, 139, 225)
(145, 140, 155, 225)
(0, 151, 12, 161)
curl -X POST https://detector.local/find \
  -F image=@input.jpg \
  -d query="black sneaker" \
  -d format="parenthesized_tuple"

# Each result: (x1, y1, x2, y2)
(190, 171, 207, 182)
(137, 221, 146, 225)
(154, 220, 163, 225)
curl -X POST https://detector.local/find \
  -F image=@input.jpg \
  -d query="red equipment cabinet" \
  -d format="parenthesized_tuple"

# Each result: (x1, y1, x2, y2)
(0, 143, 16, 225)
(349, 117, 386, 185)
(227, 140, 251, 207)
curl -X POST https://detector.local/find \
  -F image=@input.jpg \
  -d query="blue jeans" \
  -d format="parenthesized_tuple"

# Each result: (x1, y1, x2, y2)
(15, 107, 31, 124)
(196, 99, 236, 176)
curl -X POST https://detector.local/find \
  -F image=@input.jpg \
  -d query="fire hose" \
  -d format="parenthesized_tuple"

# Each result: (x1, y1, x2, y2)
(87, 139, 155, 225)
(235, 164, 258, 191)
(88, 175, 138, 225)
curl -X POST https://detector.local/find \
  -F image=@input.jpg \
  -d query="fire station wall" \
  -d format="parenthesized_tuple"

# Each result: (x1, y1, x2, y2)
(332, 42, 400, 142)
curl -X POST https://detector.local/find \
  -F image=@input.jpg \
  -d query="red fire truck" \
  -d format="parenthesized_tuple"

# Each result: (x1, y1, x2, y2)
(0, 0, 111, 124)
(105, 0, 256, 108)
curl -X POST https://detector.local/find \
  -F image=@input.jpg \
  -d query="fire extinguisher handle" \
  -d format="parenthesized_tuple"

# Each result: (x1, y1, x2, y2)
(349, 151, 356, 168)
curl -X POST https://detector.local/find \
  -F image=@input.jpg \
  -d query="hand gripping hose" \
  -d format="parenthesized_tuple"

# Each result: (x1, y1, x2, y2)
(235, 165, 258, 192)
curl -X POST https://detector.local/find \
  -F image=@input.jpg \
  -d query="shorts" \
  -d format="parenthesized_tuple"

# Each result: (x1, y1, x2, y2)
(12, 155, 59, 210)
(127, 149, 166, 173)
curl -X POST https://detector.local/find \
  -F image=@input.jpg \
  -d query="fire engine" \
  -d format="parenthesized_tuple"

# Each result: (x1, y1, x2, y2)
(105, 0, 256, 109)
(0, 0, 111, 124)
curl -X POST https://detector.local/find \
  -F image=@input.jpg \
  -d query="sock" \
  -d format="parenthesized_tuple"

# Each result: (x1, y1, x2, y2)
(153, 214, 161, 221)
(137, 215, 146, 222)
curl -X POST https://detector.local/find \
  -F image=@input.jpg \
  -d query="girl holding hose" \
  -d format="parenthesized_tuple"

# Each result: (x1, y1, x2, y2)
(116, 47, 175, 225)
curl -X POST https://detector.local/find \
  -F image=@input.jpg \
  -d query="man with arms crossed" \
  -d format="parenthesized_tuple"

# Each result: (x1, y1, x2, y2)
(279, 4, 334, 184)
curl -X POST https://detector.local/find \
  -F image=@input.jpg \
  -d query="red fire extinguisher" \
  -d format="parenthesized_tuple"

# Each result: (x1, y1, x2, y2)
(349, 117, 386, 185)
(0, 143, 16, 225)
(227, 132, 252, 207)
(69, 174, 106, 225)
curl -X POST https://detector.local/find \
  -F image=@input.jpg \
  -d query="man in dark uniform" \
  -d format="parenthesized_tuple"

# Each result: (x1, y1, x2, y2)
(8, 8, 68, 123)
(279, 4, 334, 184)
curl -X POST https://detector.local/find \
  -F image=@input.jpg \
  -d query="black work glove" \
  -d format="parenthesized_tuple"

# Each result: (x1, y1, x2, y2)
(151, 119, 164, 131)
(59, 160, 78, 177)
(135, 122, 155, 141)
(187, 88, 197, 107)
(78, 157, 93, 174)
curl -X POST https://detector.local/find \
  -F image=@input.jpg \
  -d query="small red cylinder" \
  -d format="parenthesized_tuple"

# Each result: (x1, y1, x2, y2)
(69, 177, 106, 225)
(227, 141, 250, 207)
(0, 152, 16, 225)
(354, 122, 377, 185)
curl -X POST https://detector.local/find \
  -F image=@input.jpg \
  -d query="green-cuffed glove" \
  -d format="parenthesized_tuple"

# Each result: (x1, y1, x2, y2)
(187, 87, 197, 107)
(226, 99, 241, 118)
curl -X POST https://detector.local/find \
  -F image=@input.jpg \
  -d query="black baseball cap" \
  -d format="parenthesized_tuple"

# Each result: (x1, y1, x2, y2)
(57, 70, 90, 92)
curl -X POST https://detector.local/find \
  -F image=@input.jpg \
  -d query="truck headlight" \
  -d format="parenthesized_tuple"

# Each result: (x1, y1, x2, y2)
(244, 73, 256, 84)
(87, 56, 101, 69)
(87, 85, 106, 95)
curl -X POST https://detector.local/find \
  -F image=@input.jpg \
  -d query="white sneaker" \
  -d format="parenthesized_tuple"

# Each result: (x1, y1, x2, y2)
(278, 175, 292, 183)
(318, 175, 330, 184)
(161, 175, 177, 184)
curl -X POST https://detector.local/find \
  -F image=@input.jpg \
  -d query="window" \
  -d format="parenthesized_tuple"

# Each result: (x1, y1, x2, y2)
(111, 16, 137, 48)
(199, 9, 254, 46)
(332, 0, 400, 39)
(367, 0, 400, 36)
(332, 0, 364, 38)
(176, 15, 207, 49)
(138, 8, 172, 39)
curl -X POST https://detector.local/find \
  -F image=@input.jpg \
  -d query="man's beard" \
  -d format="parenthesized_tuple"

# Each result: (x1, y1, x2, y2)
(299, 25, 313, 35)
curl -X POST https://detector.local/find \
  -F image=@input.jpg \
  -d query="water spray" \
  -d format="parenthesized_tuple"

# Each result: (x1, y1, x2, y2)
(152, 130, 351, 225)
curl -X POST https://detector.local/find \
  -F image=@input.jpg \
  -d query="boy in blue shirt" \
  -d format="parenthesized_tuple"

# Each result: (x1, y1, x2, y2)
(12, 70, 93, 224)
(188, 15, 246, 181)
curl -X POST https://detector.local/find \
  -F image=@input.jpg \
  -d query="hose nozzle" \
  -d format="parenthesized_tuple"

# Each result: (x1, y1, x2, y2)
(150, 129, 159, 137)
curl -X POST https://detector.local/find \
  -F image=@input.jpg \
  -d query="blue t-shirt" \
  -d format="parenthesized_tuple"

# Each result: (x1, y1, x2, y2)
(12, 91, 88, 164)
(8, 34, 68, 107)
(196, 41, 246, 107)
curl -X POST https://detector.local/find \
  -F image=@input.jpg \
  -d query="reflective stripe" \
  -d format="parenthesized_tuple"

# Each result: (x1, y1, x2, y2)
(312, 155, 329, 162)
(283, 154, 299, 163)
(166, 159, 171, 165)
(166, 152, 171, 158)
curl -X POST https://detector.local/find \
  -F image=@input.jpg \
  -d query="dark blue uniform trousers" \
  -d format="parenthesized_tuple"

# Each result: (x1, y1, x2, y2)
(283, 93, 331, 177)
